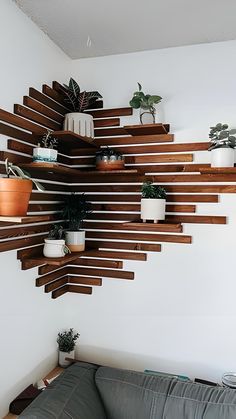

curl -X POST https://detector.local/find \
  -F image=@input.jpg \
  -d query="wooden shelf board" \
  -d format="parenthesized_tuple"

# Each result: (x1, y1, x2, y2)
(80, 169, 138, 175)
(20, 162, 81, 176)
(27, 251, 90, 266)
(0, 215, 54, 224)
(124, 123, 170, 136)
(199, 167, 236, 174)
(53, 130, 97, 150)
(122, 221, 182, 232)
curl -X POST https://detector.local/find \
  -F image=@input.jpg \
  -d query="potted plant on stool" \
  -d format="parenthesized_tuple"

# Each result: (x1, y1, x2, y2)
(57, 328, 80, 367)
(129, 82, 162, 124)
(63, 194, 92, 252)
(209, 123, 236, 167)
(141, 181, 166, 223)
(33, 130, 58, 164)
(43, 224, 70, 258)
(0, 159, 44, 216)
(61, 78, 102, 139)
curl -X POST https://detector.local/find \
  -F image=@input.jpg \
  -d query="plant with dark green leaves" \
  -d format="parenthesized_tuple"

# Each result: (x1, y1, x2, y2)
(63, 193, 92, 231)
(129, 83, 162, 114)
(62, 78, 102, 112)
(38, 130, 58, 149)
(95, 147, 123, 160)
(48, 224, 65, 240)
(4, 159, 44, 191)
(57, 328, 80, 352)
(141, 181, 166, 199)
(209, 123, 236, 151)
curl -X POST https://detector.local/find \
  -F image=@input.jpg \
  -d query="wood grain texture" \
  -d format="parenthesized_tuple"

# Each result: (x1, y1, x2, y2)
(125, 154, 193, 164)
(83, 221, 183, 232)
(165, 215, 227, 224)
(76, 250, 147, 261)
(0, 122, 34, 142)
(23, 96, 64, 124)
(68, 266, 134, 280)
(52, 285, 68, 299)
(110, 142, 209, 155)
(90, 203, 196, 213)
(94, 134, 174, 146)
(36, 267, 68, 287)
(0, 108, 45, 134)
(85, 107, 133, 118)
(29, 87, 67, 115)
(86, 231, 191, 244)
(68, 276, 102, 286)
(14, 104, 61, 130)
(80, 193, 218, 203)
(71, 184, 236, 193)
(86, 240, 162, 252)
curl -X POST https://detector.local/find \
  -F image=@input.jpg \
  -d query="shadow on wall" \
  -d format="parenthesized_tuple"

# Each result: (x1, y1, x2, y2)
(75, 345, 220, 382)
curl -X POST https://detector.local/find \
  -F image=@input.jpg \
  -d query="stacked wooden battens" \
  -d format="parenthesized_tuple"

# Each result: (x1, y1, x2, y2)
(0, 79, 234, 299)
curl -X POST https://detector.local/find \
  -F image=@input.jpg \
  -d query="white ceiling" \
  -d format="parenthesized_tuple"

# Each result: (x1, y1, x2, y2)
(14, 0, 236, 59)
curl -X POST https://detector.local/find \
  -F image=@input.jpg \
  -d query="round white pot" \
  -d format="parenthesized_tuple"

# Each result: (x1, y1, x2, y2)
(141, 199, 166, 222)
(58, 350, 75, 368)
(43, 239, 66, 258)
(33, 147, 58, 163)
(64, 112, 94, 138)
(211, 147, 235, 167)
(65, 230, 85, 252)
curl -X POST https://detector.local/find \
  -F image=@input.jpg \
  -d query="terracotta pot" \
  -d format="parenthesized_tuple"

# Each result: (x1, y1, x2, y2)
(96, 159, 125, 171)
(0, 178, 32, 216)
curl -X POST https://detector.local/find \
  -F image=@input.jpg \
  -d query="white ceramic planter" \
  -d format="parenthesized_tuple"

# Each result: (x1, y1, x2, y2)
(33, 147, 58, 163)
(65, 230, 85, 252)
(141, 199, 166, 223)
(43, 239, 66, 258)
(64, 112, 94, 138)
(58, 350, 75, 368)
(211, 148, 235, 167)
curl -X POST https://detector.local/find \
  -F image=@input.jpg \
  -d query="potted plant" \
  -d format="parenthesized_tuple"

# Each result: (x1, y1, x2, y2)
(141, 181, 166, 223)
(0, 159, 44, 216)
(57, 328, 80, 367)
(129, 82, 162, 124)
(43, 224, 70, 258)
(209, 123, 236, 167)
(61, 78, 102, 138)
(63, 194, 92, 252)
(33, 130, 58, 164)
(95, 147, 125, 171)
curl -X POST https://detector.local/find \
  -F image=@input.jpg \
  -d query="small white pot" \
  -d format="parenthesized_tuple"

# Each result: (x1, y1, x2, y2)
(58, 350, 75, 368)
(33, 147, 58, 163)
(64, 112, 94, 138)
(141, 199, 166, 222)
(211, 148, 235, 167)
(65, 230, 85, 252)
(43, 239, 66, 258)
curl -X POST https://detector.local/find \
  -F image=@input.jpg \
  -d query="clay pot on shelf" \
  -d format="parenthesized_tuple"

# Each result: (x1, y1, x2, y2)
(95, 148, 125, 171)
(0, 178, 32, 216)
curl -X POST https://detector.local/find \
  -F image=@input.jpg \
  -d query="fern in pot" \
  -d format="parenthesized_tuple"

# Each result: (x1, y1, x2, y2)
(141, 181, 166, 223)
(63, 194, 92, 252)
(57, 328, 80, 367)
(61, 77, 102, 139)
(33, 130, 58, 164)
(43, 224, 70, 258)
(209, 123, 236, 167)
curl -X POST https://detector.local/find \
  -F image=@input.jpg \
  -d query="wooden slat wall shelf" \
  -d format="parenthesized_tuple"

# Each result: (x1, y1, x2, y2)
(0, 78, 235, 299)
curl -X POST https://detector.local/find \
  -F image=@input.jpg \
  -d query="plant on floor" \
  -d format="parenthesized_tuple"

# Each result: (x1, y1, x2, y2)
(57, 328, 80, 352)
(129, 82, 162, 124)
(141, 181, 166, 199)
(208, 123, 236, 151)
(62, 78, 102, 112)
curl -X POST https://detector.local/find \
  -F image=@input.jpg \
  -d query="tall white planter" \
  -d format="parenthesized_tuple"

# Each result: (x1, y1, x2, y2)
(58, 350, 75, 368)
(211, 148, 235, 167)
(141, 199, 166, 223)
(64, 112, 94, 138)
(43, 239, 66, 258)
(33, 147, 57, 163)
(65, 230, 85, 252)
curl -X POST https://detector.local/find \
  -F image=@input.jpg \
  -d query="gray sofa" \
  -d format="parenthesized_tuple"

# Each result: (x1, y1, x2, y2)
(19, 361, 236, 418)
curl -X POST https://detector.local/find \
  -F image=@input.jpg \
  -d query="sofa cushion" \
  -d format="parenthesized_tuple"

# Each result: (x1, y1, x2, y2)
(19, 362, 107, 419)
(95, 366, 236, 419)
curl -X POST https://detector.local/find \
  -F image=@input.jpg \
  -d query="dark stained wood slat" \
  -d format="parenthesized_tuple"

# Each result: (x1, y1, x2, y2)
(36, 267, 69, 287)
(0, 234, 47, 253)
(0, 108, 46, 134)
(112, 142, 209, 155)
(68, 276, 102, 286)
(81, 193, 219, 203)
(28, 203, 63, 212)
(86, 240, 161, 252)
(30, 192, 67, 201)
(90, 203, 196, 213)
(0, 122, 34, 143)
(94, 118, 120, 128)
(126, 163, 211, 173)
(67, 284, 93, 295)
(199, 167, 236, 174)
(23, 96, 64, 124)
(84, 221, 183, 233)
(94, 134, 174, 146)
(68, 266, 134, 280)
(124, 123, 170, 136)
(14, 104, 61, 131)
(94, 127, 127, 137)
(8, 139, 33, 155)
(86, 231, 191, 244)
(52, 285, 69, 299)
(85, 107, 133, 118)
(125, 154, 193, 164)
(53, 131, 97, 150)
(78, 250, 147, 261)
(70, 258, 123, 269)
(166, 215, 227, 224)
(28, 251, 90, 267)
(45, 276, 68, 292)
(0, 150, 31, 164)
(20, 162, 82, 177)
(71, 184, 236, 193)
(17, 245, 43, 260)
(152, 174, 236, 183)
(29, 87, 67, 115)
(42, 84, 70, 109)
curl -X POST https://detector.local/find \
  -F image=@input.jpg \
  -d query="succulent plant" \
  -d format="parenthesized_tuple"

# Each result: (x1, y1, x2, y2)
(47, 224, 65, 240)
(209, 123, 236, 151)
(38, 130, 58, 149)
(95, 147, 123, 159)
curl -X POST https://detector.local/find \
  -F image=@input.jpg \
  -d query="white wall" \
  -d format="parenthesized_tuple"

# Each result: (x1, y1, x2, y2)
(66, 40, 236, 383)
(0, 1, 71, 416)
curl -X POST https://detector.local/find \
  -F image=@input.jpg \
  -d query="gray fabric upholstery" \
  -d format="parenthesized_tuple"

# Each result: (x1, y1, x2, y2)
(95, 366, 236, 419)
(19, 362, 107, 419)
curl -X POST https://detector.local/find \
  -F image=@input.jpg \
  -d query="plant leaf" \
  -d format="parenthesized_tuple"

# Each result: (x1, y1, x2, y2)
(138, 82, 142, 91)
(68, 78, 80, 96)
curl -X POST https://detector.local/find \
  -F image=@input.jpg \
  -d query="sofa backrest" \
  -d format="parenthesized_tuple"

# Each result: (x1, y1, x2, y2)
(95, 366, 236, 419)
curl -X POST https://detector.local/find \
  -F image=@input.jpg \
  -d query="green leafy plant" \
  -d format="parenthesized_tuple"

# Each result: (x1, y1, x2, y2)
(209, 123, 236, 151)
(63, 193, 92, 231)
(57, 328, 80, 352)
(141, 181, 166, 199)
(95, 147, 123, 160)
(38, 130, 58, 149)
(62, 78, 102, 112)
(4, 159, 44, 191)
(48, 224, 65, 240)
(129, 82, 162, 114)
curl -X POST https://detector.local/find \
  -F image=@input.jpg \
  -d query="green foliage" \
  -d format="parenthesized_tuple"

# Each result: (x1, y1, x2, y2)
(57, 328, 80, 352)
(38, 130, 58, 149)
(96, 147, 123, 159)
(4, 159, 44, 191)
(63, 193, 92, 231)
(48, 224, 65, 240)
(62, 78, 102, 112)
(141, 181, 166, 199)
(129, 83, 162, 113)
(209, 123, 236, 150)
